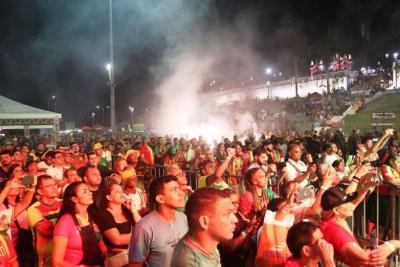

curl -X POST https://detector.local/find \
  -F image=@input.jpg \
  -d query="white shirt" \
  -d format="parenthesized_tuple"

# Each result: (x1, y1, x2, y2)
(124, 189, 146, 211)
(323, 153, 340, 166)
(285, 159, 308, 187)
(46, 166, 64, 180)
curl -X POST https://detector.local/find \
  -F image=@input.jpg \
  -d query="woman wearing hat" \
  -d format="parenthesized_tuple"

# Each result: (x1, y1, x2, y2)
(320, 181, 400, 267)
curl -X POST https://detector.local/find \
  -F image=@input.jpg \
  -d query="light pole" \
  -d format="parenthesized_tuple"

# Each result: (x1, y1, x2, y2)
(108, 0, 116, 134)
(361, 67, 366, 100)
(91, 112, 96, 127)
(128, 106, 134, 124)
(52, 95, 56, 112)
(394, 52, 399, 90)
(266, 81, 271, 99)
(96, 105, 105, 125)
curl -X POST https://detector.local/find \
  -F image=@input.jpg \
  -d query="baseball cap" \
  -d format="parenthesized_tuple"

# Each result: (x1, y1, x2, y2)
(321, 187, 358, 211)
(93, 143, 103, 150)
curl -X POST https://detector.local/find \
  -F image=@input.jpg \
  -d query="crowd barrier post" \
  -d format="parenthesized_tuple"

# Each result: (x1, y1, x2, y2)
(362, 199, 366, 237)
(186, 170, 200, 191)
(391, 187, 396, 240)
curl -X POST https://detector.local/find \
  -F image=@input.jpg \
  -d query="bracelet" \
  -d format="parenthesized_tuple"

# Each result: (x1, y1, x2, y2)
(384, 241, 396, 252)
(352, 176, 360, 183)
(320, 186, 329, 191)
(240, 231, 247, 237)
(27, 188, 35, 193)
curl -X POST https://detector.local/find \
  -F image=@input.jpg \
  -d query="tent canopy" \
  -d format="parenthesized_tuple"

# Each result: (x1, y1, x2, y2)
(0, 95, 61, 119)
(0, 94, 62, 145)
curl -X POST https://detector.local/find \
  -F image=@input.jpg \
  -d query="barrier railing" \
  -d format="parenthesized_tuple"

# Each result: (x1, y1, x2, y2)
(151, 164, 201, 190)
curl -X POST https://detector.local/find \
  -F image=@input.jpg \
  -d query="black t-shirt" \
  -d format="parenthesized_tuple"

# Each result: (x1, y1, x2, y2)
(88, 185, 105, 225)
(0, 167, 9, 180)
(0, 168, 10, 190)
(219, 214, 248, 267)
(98, 208, 134, 249)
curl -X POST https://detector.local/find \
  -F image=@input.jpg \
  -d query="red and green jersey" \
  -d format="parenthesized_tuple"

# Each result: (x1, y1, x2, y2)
(27, 199, 62, 267)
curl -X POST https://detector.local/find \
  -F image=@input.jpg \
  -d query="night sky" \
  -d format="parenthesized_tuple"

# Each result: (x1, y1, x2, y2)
(0, 0, 399, 127)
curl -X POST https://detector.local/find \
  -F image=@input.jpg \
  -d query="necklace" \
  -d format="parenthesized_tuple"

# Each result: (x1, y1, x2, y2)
(186, 235, 220, 263)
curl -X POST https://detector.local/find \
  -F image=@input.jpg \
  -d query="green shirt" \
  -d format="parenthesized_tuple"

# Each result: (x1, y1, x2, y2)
(171, 234, 221, 267)
(263, 187, 276, 200)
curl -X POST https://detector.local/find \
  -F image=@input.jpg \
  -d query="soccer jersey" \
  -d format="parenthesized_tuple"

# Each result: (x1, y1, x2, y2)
(27, 199, 62, 267)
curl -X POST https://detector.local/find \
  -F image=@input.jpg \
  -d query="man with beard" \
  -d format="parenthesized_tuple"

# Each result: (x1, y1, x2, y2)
(248, 147, 269, 173)
(78, 152, 112, 178)
(0, 151, 12, 186)
(68, 142, 88, 170)
(35, 143, 46, 159)
(172, 187, 237, 267)
(265, 139, 284, 164)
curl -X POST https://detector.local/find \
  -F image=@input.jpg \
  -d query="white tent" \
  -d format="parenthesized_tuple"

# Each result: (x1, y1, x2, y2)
(0, 95, 62, 143)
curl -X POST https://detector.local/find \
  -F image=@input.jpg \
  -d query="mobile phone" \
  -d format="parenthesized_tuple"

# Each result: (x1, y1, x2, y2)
(22, 176, 34, 186)
(296, 185, 315, 201)
(375, 174, 383, 184)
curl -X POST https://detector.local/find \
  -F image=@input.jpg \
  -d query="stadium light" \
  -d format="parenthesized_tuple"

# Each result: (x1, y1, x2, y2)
(265, 67, 272, 75)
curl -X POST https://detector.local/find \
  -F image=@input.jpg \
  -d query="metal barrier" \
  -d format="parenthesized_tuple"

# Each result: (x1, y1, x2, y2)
(356, 184, 400, 266)
(151, 164, 201, 190)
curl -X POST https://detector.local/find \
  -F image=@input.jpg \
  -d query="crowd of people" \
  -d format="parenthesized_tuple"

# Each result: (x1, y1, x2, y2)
(0, 126, 400, 266)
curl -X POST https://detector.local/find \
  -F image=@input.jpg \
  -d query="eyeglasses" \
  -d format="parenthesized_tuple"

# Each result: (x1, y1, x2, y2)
(40, 184, 59, 189)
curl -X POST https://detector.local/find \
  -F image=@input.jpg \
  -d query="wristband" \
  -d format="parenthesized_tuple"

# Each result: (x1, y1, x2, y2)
(384, 241, 396, 253)
(352, 176, 360, 183)
(27, 188, 35, 193)
(240, 231, 247, 237)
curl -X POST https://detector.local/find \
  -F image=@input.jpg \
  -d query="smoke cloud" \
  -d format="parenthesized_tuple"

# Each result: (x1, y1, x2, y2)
(148, 2, 264, 140)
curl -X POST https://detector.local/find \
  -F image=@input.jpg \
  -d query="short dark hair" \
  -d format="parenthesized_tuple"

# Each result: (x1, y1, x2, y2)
(200, 159, 214, 171)
(252, 147, 267, 157)
(51, 151, 62, 159)
(87, 152, 96, 157)
(185, 187, 228, 231)
(332, 159, 341, 168)
(84, 166, 98, 178)
(64, 168, 77, 178)
(0, 151, 11, 157)
(37, 174, 54, 189)
(148, 175, 177, 209)
(267, 198, 286, 212)
(286, 222, 319, 258)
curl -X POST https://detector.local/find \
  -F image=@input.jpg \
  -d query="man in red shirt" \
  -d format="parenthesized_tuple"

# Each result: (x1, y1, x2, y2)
(285, 222, 335, 267)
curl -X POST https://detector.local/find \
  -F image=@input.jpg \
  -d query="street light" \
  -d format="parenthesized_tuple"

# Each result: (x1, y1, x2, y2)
(128, 106, 134, 123)
(47, 95, 56, 111)
(96, 105, 105, 125)
(265, 67, 272, 75)
(108, 0, 116, 135)
(91, 112, 96, 126)
(361, 67, 366, 100)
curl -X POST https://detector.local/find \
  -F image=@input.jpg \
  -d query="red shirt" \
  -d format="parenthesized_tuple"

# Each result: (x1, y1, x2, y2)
(285, 257, 318, 267)
(320, 219, 358, 267)
(284, 258, 304, 267)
